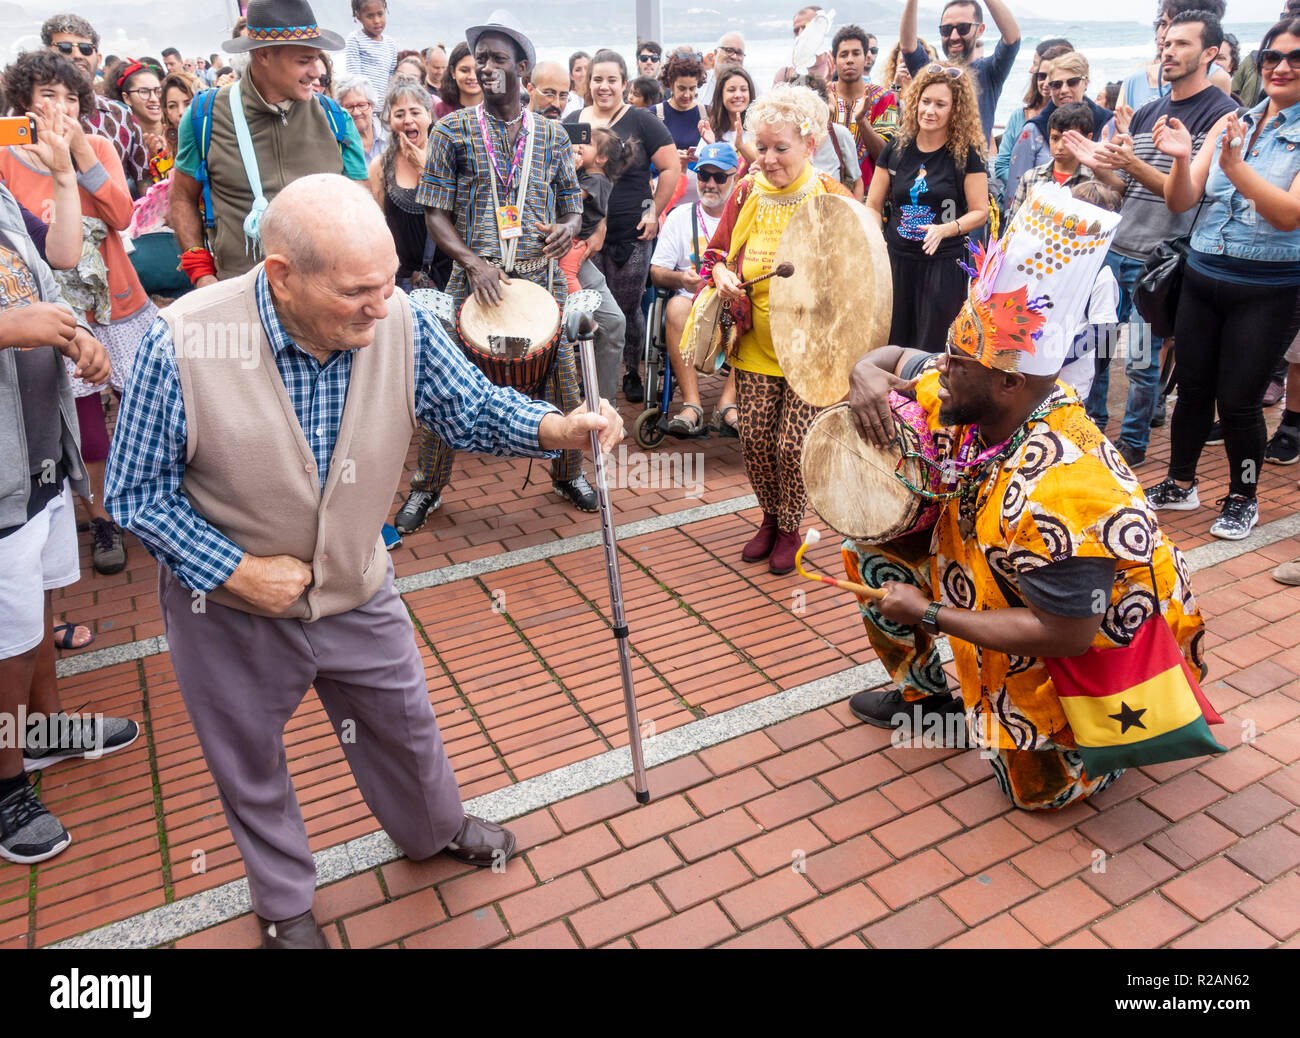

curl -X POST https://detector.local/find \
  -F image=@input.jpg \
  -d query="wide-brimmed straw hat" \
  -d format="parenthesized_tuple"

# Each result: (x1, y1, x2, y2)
(223, 0, 345, 54)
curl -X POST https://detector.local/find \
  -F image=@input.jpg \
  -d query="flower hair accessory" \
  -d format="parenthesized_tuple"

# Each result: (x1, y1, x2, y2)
(799, 118, 812, 137)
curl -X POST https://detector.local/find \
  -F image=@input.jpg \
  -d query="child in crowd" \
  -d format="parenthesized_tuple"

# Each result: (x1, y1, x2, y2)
(559, 127, 625, 292)
(1008, 102, 1095, 221)
(1062, 178, 1121, 406)
(629, 76, 662, 108)
(345, 0, 397, 106)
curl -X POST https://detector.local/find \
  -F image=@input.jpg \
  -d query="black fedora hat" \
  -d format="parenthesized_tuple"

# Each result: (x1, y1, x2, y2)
(223, 0, 345, 54)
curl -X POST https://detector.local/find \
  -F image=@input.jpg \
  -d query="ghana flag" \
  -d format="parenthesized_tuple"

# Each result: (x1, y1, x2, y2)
(1045, 616, 1226, 774)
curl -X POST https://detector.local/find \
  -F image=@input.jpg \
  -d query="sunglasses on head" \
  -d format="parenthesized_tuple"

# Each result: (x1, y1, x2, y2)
(696, 168, 732, 184)
(638, 53, 659, 62)
(53, 41, 95, 57)
(1047, 76, 1084, 90)
(923, 63, 964, 79)
(1259, 48, 1300, 71)
(939, 22, 976, 37)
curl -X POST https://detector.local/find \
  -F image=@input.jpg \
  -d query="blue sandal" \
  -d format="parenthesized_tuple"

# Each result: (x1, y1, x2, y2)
(52, 623, 94, 650)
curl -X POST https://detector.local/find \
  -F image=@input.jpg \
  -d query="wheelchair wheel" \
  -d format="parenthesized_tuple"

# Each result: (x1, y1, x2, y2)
(633, 408, 667, 449)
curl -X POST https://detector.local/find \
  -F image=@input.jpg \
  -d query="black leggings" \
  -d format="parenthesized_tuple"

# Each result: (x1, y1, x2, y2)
(1169, 265, 1300, 497)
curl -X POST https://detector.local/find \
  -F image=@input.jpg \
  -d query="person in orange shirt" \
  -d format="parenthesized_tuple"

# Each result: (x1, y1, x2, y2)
(1, 50, 159, 575)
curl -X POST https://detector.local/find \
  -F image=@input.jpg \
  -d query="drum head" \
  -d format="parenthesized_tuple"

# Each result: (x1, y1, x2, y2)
(770, 193, 892, 407)
(459, 278, 561, 356)
(690, 288, 726, 373)
(801, 403, 916, 542)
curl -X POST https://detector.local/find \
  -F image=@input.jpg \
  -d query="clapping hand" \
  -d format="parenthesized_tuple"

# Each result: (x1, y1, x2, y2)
(1098, 132, 1137, 171)
(1113, 103, 1134, 136)
(1218, 112, 1246, 172)
(698, 118, 716, 145)
(1060, 129, 1105, 169)
(24, 103, 74, 175)
(1152, 115, 1193, 161)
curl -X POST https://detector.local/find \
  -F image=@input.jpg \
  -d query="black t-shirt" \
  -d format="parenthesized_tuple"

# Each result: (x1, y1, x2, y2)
(567, 105, 674, 245)
(578, 170, 612, 241)
(880, 139, 985, 256)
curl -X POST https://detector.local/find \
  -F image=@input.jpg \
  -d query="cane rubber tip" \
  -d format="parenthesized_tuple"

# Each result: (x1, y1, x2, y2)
(635, 789, 650, 804)
(774, 262, 795, 278)
(804, 528, 821, 546)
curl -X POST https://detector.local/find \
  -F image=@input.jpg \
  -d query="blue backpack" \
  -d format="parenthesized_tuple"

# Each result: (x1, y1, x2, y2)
(187, 87, 353, 228)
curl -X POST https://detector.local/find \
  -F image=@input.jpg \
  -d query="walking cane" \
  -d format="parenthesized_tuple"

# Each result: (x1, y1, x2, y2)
(564, 309, 651, 803)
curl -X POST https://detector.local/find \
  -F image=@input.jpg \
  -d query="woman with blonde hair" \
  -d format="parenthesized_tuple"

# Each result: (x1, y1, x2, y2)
(879, 37, 936, 92)
(698, 84, 854, 574)
(867, 62, 988, 352)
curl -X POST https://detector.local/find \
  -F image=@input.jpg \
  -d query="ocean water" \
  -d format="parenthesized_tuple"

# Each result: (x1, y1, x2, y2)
(532, 20, 1276, 130)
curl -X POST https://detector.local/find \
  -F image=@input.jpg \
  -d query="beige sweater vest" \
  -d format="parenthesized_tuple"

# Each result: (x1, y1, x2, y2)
(165, 266, 416, 620)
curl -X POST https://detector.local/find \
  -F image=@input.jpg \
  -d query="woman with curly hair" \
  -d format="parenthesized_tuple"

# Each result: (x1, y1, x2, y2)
(697, 85, 854, 574)
(699, 64, 757, 169)
(867, 62, 988, 352)
(433, 42, 481, 119)
(1, 50, 160, 573)
(653, 51, 708, 207)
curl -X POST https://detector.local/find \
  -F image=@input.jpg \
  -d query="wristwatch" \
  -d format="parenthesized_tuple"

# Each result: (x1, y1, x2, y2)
(919, 601, 944, 635)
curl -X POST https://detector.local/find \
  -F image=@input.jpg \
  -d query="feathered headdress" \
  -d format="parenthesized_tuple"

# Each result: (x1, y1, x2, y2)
(949, 183, 1121, 377)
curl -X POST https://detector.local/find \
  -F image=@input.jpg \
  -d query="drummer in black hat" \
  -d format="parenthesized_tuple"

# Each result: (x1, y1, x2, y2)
(168, 0, 370, 284)
(395, 10, 599, 532)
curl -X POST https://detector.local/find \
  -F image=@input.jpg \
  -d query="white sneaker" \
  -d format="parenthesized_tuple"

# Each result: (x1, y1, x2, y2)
(1145, 478, 1200, 511)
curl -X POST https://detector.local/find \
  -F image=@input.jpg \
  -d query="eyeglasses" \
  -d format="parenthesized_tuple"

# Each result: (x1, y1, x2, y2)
(53, 41, 95, 57)
(638, 53, 660, 63)
(719, 46, 745, 58)
(1047, 76, 1084, 90)
(696, 169, 733, 183)
(923, 63, 964, 79)
(939, 22, 976, 37)
(125, 87, 163, 99)
(867, 46, 879, 54)
(343, 100, 372, 112)
(1260, 48, 1300, 71)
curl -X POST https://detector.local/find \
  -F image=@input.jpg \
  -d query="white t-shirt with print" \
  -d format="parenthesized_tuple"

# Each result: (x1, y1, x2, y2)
(650, 202, 723, 297)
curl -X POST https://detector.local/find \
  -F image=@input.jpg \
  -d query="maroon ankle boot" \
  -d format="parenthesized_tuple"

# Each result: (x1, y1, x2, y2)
(768, 529, 802, 575)
(741, 513, 779, 562)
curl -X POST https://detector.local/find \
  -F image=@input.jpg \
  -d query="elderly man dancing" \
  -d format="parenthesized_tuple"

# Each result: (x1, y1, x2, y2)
(107, 175, 622, 948)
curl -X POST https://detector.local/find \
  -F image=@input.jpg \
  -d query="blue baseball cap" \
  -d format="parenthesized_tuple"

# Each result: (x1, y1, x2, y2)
(690, 141, 739, 174)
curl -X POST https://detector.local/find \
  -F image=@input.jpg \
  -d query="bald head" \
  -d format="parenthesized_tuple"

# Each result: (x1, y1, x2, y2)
(261, 175, 399, 355)
(528, 60, 572, 117)
(261, 175, 390, 277)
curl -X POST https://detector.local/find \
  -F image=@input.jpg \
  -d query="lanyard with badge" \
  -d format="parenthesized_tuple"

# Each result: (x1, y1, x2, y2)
(476, 104, 536, 273)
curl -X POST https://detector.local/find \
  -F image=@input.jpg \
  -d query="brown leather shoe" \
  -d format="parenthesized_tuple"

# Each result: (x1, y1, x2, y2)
(443, 814, 517, 868)
(257, 909, 330, 949)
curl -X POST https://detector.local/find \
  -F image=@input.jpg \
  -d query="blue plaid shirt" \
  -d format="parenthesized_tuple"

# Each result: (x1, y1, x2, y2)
(106, 270, 559, 593)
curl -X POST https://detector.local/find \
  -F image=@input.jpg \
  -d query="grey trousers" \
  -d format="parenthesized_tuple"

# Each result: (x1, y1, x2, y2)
(578, 257, 626, 402)
(159, 558, 465, 920)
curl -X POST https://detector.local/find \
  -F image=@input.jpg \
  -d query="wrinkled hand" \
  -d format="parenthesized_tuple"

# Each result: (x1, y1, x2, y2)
(396, 129, 426, 168)
(1152, 114, 1193, 161)
(876, 581, 932, 625)
(1113, 103, 1134, 136)
(66, 329, 110, 385)
(919, 223, 950, 256)
(848, 354, 917, 450)
(712, 263, 744, 302)
(546, 398, 625, 454)
(0, 301, 77, 350)
(467, 257, 508, 307)
(636, 208, 658, 241)
(537, 221, 573, 260)
(223, 553, 313, 614)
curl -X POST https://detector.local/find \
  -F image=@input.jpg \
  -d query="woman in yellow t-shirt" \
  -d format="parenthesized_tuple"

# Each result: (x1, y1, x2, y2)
(702, 85, 853, 575)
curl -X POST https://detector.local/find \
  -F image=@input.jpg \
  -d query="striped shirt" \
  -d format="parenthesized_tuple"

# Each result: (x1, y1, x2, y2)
(345, 29, 399, 109)
(106, 269, 559, 593)
(417, 106, 583, 308)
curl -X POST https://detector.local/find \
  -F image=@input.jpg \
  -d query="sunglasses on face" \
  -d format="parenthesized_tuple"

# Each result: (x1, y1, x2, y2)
(696, 169, 732, 184)
(638, 53, 660, 63)
(1036, 71, 1049, 80)
(867, 46, 879, 54)
(923, 63, 964, 79)
(1048, 76, 1084, 90)
(1260, 48, 1300, 71)
(53, 41, 95, 57)
(939, 22, 976, 38)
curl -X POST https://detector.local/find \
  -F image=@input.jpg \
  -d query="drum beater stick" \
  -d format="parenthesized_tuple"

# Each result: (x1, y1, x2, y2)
(564, 310, 651, 803)
(795, 529, 887, 601)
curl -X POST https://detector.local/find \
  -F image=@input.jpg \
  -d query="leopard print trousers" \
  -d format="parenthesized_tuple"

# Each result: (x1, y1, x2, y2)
(734, 368, 821, 532)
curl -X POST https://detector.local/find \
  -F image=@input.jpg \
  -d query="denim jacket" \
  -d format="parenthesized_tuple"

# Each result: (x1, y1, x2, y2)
(1191, 97, 1300, 261)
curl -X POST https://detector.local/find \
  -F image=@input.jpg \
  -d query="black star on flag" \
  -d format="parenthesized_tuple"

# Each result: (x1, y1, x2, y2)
(1108, 701, 1148, 734)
